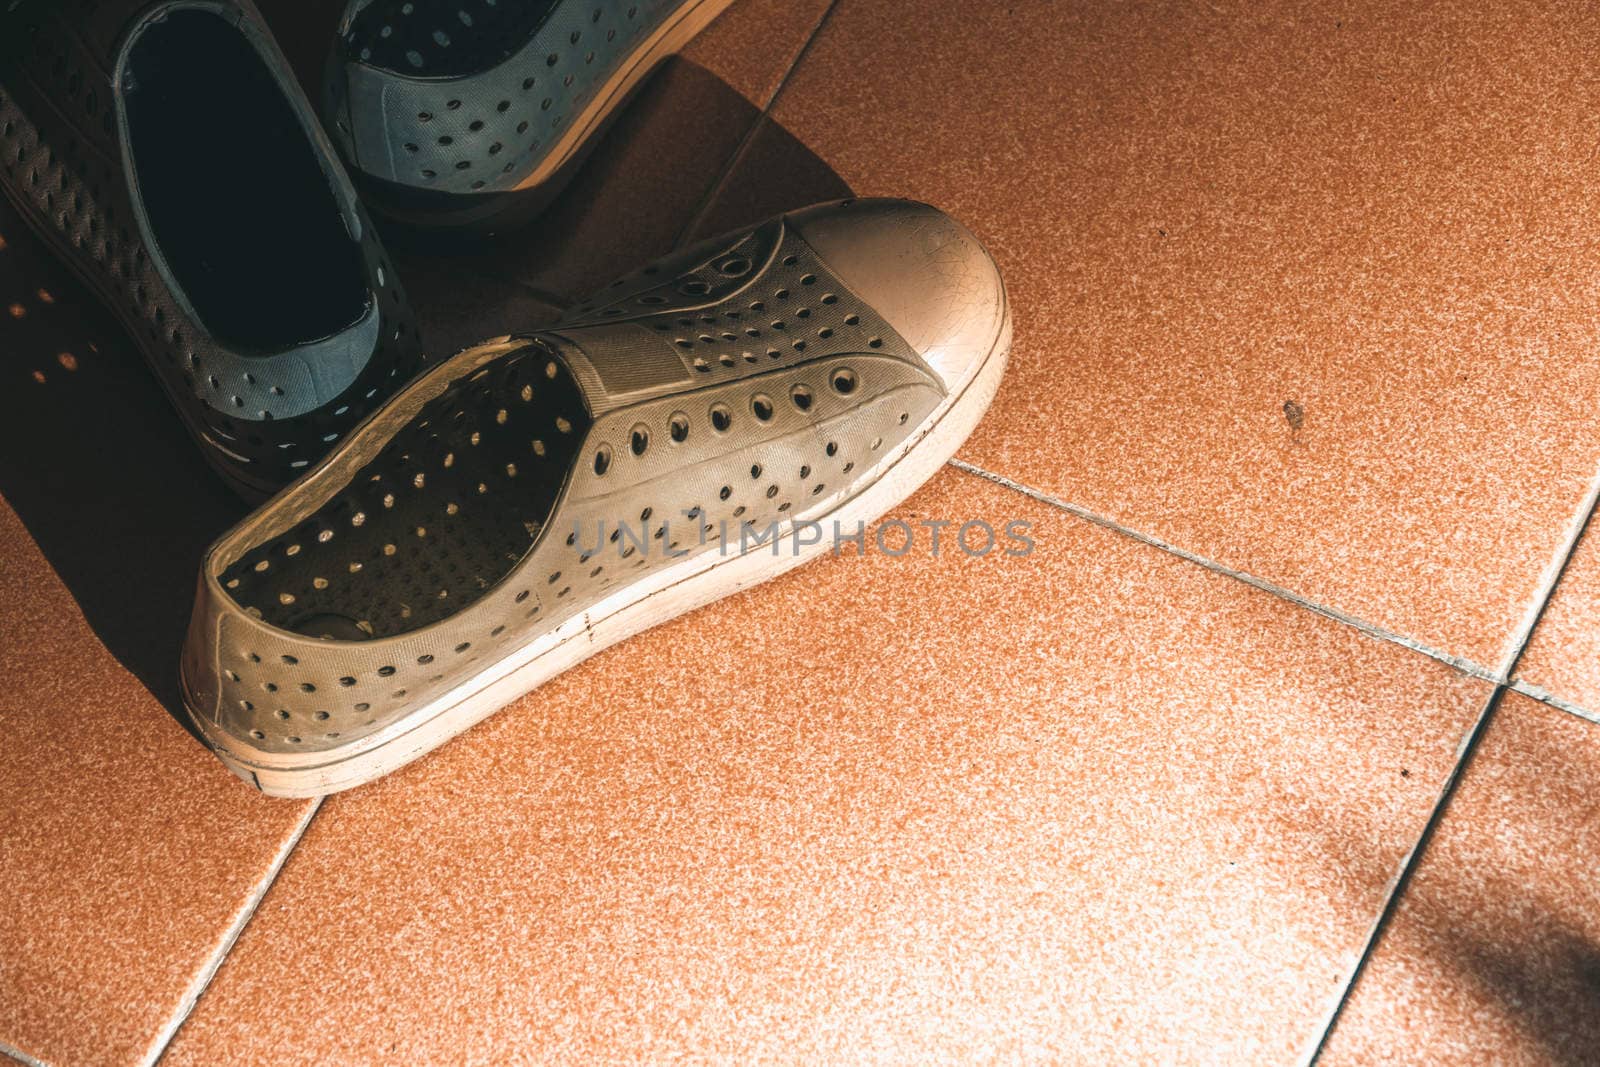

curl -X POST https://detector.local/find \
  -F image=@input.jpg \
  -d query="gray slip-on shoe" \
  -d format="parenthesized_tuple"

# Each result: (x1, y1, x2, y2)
(323, 0, 737, 234)
(180, 199, 1011, 795)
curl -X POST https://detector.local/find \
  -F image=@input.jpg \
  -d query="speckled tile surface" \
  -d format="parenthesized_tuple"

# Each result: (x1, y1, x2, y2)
(1320, 691, 1600, 1064)
(691, 0, 1600, 669)
(1517, 521, 1600, 717)
(0, 413, 312, 1067)
(164, 470, 1487, 1063)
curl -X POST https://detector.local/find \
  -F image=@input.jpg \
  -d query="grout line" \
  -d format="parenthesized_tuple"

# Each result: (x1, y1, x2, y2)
(1507, 680, 1600, 727)
(672, 0, 842, 248)
(144, 798, 323, 1066)
(1299, 684, 1506, 1065)
(0, 1038, 47, 1067)
(946, 459, 1501, 682)
(1494, 463, 1600, 679)
(1303, 463, 1600, 1060)
(946, 457, 1600, 1055)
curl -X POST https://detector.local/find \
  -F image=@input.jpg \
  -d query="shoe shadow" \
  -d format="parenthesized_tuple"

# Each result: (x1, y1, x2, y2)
(0, 238, 245, 736)
(0, 11, 850, 737)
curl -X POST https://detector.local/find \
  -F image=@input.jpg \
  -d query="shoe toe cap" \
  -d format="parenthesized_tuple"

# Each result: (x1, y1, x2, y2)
(788, 199, 1006, 392)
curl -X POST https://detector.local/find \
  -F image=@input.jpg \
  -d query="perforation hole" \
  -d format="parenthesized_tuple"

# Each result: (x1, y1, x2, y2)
(790, 385, 813, 411)
(831, 368, 857, 394)
(751, 395, 774, 421)
(710, 404, 732, 433)
(630, 425, 649, 456)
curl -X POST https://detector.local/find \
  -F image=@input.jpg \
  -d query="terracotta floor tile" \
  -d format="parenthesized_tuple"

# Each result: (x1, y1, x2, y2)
(1517, 519, 1600, 717)
(0, 209, 318, 1066)
(689, 0, 1600, 669)
(0, 531, 312, 1067)
(1320, 691, 1600, 1063)
(167, 469, 1486, 1063)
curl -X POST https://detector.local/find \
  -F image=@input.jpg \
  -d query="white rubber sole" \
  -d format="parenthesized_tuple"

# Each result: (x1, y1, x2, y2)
(186, 294, 1012, 796)
(510, 0, 739, 195)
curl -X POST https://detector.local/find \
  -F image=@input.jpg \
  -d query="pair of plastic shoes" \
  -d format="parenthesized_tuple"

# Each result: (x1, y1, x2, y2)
(0, 0, 1011, 795)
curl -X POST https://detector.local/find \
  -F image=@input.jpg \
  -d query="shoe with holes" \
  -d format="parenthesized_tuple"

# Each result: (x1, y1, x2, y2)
(0, 0, 424, 498)
(181, 198, 1011, 795)
(322, 0, 737, 234)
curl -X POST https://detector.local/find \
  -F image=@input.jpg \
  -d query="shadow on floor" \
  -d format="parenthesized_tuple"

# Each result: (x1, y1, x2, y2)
(0, 33, 850, 733)
(1281, 707, 1600, 1064)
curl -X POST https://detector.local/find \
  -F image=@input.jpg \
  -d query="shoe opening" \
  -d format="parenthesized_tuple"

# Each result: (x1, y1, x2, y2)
(122, 8, 368, 350)
(343, 0, 559, 77)
(216, 342, 591, 639)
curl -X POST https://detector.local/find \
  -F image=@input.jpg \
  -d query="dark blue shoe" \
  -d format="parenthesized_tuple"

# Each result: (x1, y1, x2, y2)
(322, 0, 736, 235)
(0, 0, 425, 497)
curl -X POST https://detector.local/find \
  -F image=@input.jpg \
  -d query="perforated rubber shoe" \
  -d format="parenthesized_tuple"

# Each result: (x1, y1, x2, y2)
(322, 0, 737, 233)
(0, 0, 424, 498)
(181, 199, 1011, 796)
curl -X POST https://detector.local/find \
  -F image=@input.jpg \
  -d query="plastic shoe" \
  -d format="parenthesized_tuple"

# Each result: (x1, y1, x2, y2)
(323, 0, 737, 234)
(0, 0, 425, 498)
(180, 199, 1012, 795)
